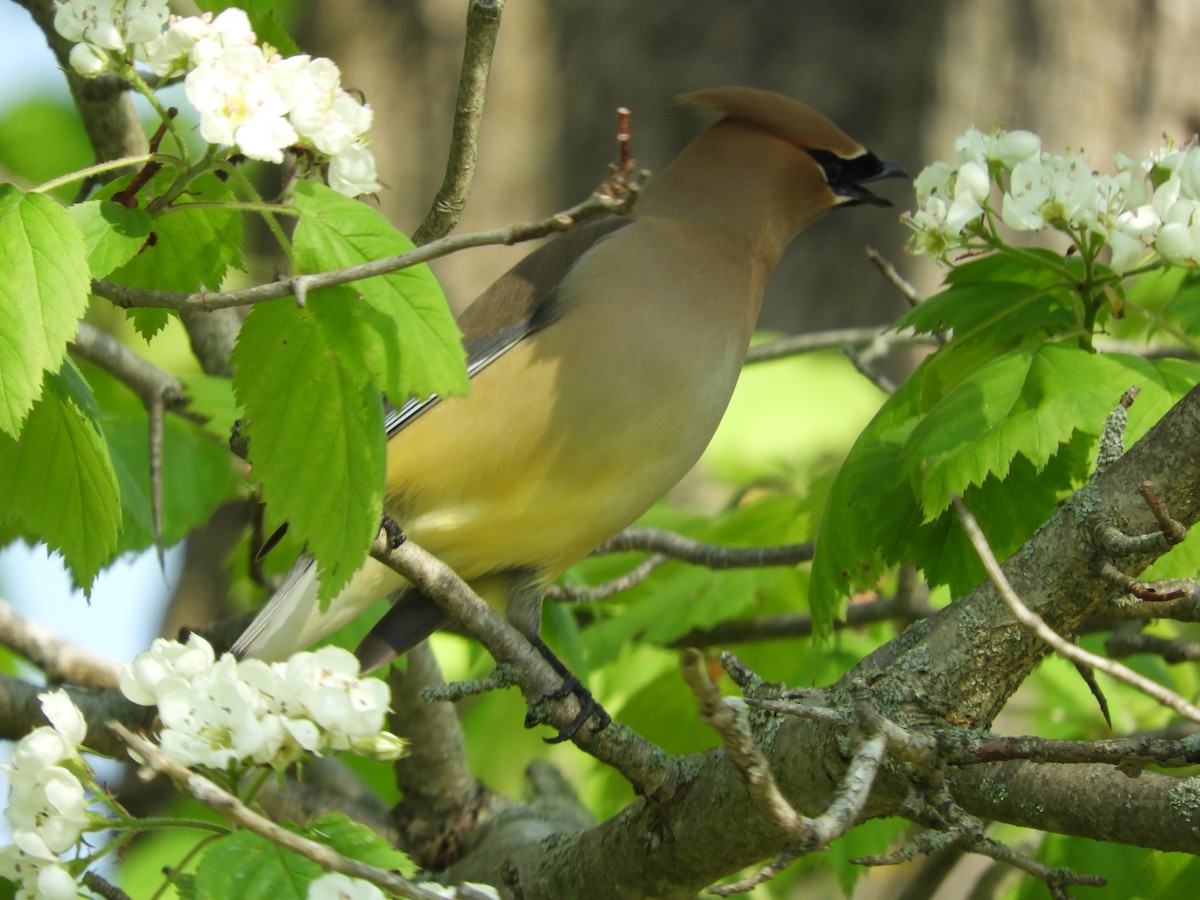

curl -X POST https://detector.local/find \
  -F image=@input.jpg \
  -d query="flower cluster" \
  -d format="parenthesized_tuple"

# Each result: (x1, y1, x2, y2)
(0, 691, 97, 899)
(53, 2, 380, 196)
(307, 873, 501, 900)
(120, 635, 408, 772)
(906, 126, 1200, 273)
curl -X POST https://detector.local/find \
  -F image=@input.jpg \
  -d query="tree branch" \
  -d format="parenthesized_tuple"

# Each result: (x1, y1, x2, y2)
(0, 598, 121, 691)
(389, 642, 510, 870)
(590, 526, 812, 568)
(412, 0, 505, 245)
(954, 495, 1200, 724)
(367, 531, 683, 800)
(91, 182, 642, 312)
(745, 326, 933, 365)
(111, 723, 447, 899)
(0, 673, 152, 758)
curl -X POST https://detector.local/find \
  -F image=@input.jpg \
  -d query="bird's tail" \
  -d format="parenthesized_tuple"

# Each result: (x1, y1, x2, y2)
(231, 555, 321, 661)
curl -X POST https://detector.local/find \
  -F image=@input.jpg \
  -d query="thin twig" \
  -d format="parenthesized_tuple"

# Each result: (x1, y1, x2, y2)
(745, 326, 933, 365)
(1106, 630, 1200, 664)
(680, 649, 802, 833)
(866, 246, 922, 307)
(591, 527, 812, 568)
(92, 182, 643, 312)
(547, 555, 667, 602)
(0, 599, 120, 691)
(111, 723, 446, 900)
(954, 496, 1200, 724)
(70, 322, 189, 413)
(412, 0, 505, 245)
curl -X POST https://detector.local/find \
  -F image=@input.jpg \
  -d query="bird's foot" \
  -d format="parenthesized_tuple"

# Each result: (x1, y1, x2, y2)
(522, 635, 612, 744)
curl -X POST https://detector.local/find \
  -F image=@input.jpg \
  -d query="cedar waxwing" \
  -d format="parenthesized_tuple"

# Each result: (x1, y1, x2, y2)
(232, 87, 903, 678)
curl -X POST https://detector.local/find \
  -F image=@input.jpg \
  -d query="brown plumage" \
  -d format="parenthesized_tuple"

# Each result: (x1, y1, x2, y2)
(233, 86, 902, 668)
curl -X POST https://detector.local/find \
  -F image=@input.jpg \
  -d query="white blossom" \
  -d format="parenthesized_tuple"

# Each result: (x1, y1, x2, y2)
(0, 692, 95, 886)
(122, 0, 169, 44)
(54, 1, 380, 195)
(6, 767, 89, 854)
(307, 872, 385, 900)
(156, 656, 285, 769)
(0, 844, 77, 900)
(328, 142, 382, 197)
(418, 883, 502, 900)
(186, 43, 298, 163)
(122, 636, 407, 771)
(907, 125, 1200, 273)
(53, 0, 125, 51)
(134, 14, 213, 77)
(54, 0, 169, 53)
(120, 632, 216, 706)
(38, 693, 86, 751)
(274, 56, 374, 155)
(68, 41, 110, 76)
(189, 7, 257, 65)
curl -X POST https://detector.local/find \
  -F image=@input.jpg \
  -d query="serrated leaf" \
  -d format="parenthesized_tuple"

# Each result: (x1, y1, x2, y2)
(912, 435, 1092, 596)
(303, 814, 412, 873)
(232, 298, 385, 599)
(193, 817, 410, 900)
(292, 181, 466, 403)
(178, 372, 241, 441)
(106, 171, 244, 339)
(810, 372, 926, 632)
(66, 199, 152, 278)
(0, 184, 90, 436)
(0, 364, 120, 592)
(903, 344, 1127, 520)
(194, 830, 319, 900)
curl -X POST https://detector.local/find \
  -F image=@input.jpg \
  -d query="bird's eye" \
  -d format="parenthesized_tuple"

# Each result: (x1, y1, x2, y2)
(806, 149, 847, 186)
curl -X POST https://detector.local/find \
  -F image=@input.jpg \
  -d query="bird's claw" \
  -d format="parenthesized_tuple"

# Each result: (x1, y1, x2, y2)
(524, 674, 612, 743)
(380, 514, 406, 549)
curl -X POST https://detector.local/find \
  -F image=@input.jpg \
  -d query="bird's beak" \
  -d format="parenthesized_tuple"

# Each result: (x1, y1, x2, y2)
(840, 157, 909, 207)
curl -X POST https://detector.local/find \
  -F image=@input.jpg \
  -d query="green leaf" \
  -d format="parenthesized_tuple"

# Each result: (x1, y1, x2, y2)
(812, 345, 1200, 611)
(66, 199, 152, 278)
(192, 817, 411, 899)
(903, 344, 1126, 520)
(899, 251, 1078, 337)
(232, 298, 385, 600)
(178, 372, 241, 441)
(106, 171, 245, 339)
(292, 181, 466, 404)
(193, 830, 319, 900)
(0, 363, 120, 592)
(0, 184, 91, 437)
(302, 814, 412, 873)
(910, 434, 1092, 596)
(810, 371, 925, 632)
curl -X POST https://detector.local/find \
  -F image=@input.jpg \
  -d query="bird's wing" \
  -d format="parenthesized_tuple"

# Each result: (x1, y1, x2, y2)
(384, 216, 632, 437)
